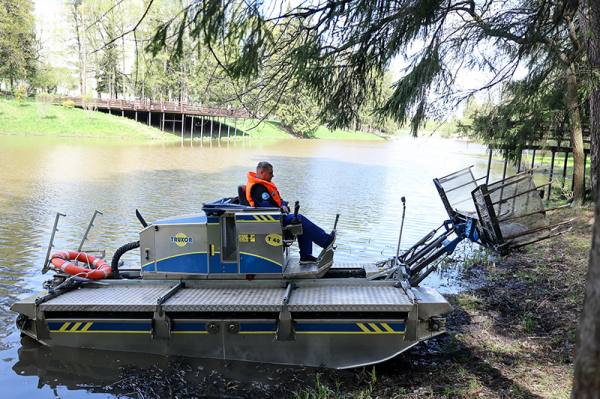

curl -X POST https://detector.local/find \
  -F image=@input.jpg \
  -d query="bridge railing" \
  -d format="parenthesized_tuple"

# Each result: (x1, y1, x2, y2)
(53, 96, 252, 118)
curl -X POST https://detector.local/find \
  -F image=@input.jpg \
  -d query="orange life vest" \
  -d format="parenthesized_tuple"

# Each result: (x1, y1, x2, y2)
(246, 171, 283, 207)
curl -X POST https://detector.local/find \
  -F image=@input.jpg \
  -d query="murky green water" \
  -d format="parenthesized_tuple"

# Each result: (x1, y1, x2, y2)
(0, 135, 503, 397)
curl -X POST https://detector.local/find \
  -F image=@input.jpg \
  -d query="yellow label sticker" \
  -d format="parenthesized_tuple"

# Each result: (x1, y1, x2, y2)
(265, 233, 283, 246)
(239, 234, 256, 243)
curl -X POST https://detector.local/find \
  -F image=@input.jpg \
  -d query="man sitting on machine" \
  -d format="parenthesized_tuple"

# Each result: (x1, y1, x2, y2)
(244, 161, 334, 263)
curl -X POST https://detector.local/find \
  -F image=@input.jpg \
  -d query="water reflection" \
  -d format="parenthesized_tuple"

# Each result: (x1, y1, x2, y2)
(5, 335, 331, 399)
(0, 135, 511, 397)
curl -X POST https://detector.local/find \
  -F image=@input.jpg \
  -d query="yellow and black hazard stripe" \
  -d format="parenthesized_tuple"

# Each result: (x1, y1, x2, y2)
(236, 214, 280, 222)
(48, 321, 151, 334)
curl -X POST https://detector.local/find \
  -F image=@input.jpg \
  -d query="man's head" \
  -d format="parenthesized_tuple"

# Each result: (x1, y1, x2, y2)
(256, 161, 274, 182)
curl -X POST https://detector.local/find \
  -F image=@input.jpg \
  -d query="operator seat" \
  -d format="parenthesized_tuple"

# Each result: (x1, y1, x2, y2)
(238, 185, 250, 206)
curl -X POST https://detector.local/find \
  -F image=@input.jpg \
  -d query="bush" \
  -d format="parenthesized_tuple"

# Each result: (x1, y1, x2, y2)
(14, 85, 27, 103)
(61, 100, 75, 108)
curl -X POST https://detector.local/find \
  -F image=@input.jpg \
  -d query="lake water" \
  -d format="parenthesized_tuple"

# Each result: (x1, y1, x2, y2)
(0, 135, 504, 397)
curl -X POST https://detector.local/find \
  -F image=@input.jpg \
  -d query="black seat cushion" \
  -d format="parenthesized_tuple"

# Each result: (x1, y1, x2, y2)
(238, 185, 249, 206)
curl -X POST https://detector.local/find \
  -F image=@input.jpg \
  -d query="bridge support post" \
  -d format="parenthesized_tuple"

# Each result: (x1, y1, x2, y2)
(148, 111, 151, 126)
(562, 152, 568, 188)
(234, 118, 237, 138)
(201, 116, 204, 140)
(227, 119, 230, 139)
(547, 149, 556, 201)
(135, 111, 138, 122)
(161, 112, 165, 131)
(191, 116, 194, 141)
(181, 114, 184, 139)
(210, 117, 214, 138)
(218, 117, 222, 140)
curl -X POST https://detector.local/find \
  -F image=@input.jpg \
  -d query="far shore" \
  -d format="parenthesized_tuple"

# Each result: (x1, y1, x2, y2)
(0, 99, 387, 141)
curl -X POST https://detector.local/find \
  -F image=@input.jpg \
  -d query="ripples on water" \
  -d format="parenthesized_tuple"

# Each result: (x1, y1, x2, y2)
(0, 135, 511, 397)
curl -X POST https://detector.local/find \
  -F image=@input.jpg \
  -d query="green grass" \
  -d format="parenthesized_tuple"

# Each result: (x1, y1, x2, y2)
(224, 118, 293, 139)
(311, 126, 383, 140)
(0, 99, 173, 140)
(224, 118, 384, 140)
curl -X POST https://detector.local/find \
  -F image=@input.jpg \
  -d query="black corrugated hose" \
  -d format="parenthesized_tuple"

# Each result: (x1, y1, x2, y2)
(111, 241, 140, 278)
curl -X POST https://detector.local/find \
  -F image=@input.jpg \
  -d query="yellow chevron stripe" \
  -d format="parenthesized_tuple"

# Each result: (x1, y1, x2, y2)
(58, 322, 71, 332)
(81, 322, 93, 332)
(356, 323, 371, 333)
(70, 322, 83, 332)
(381, 323, 395, 333)
(368, 323, 383, 333)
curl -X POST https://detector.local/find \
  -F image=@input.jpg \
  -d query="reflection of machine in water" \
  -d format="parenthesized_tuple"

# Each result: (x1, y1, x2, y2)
(11, 167, 570, 369)
(13, 335, 310, 398)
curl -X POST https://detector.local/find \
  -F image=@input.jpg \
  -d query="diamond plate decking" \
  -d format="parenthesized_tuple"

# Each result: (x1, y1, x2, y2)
(39, 280, 416, 313)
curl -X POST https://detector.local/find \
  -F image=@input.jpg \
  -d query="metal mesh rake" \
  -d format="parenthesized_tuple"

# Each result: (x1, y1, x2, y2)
(434, 166, 571, 255)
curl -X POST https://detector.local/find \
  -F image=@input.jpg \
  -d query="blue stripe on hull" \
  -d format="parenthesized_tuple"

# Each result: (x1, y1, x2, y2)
(155, 253, 208, 273)
(239, 253, 282, 273)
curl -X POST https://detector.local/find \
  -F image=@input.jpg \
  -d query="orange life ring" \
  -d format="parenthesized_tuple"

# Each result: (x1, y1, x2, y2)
(50, 250, 112, 279)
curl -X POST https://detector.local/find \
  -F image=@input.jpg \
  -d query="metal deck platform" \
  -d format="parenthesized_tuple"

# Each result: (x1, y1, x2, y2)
(38, 279, 415, 313)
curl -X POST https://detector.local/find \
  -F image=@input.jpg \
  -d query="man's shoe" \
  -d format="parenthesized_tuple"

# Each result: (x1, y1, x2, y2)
(300, 255, 318, 264)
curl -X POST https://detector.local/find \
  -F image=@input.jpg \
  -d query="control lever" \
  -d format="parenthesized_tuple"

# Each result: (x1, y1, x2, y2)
(136, 209, 148, 227)
(291, 201, 300, 224)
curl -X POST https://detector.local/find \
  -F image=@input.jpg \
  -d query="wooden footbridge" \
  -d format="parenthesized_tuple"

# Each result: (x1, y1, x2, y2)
(54, 97, 253, 139)
(484, 127, 591, 201)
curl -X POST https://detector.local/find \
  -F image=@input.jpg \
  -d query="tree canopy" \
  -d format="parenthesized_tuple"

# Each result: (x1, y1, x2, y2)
(148, 0, 582, 133)
(0, 0, 37, 90)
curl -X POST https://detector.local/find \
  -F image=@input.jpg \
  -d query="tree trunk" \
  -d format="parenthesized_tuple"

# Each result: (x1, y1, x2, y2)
(572, 2, 600, 397)
(573, 186, 600, 398)
(565, 63, 585, 204)
(589, 0, 600, 200)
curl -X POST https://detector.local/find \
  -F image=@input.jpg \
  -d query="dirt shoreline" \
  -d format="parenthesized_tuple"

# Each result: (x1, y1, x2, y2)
(99, 207, 590, 398)
(296, 206, 591, 399)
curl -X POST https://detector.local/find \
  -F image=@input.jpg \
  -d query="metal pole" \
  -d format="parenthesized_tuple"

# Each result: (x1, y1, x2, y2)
(210, 117, 214, 138)
(502, 157, 508, 181)
(227, 119, 231, 139)
(161, 112, 165, 131)
(234, 118, 238, 138)
(201, 116, 204, 140)
(485, 146, 492, 185)
(42, 212, 66, 274)
(218, 117, 222, 140)
(77, 210, 103, 252)
(135, 111, 138, 122)
(395, 197, 407, 267)
(530, 149, 536, 169)
(148, 111, 151, 126)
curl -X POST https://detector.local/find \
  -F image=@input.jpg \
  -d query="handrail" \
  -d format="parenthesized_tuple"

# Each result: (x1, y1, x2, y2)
(52, 96, 252, 118)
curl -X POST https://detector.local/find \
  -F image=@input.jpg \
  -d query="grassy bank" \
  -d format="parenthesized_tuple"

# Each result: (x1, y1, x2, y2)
(226, 118, 384, 140)
(0, 99, 384, 141)
(290, 206, 590, 398)
(0, 99, 172, 140)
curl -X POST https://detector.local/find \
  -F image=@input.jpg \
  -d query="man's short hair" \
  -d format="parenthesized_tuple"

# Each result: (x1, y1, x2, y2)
(256, 161, 273, 171)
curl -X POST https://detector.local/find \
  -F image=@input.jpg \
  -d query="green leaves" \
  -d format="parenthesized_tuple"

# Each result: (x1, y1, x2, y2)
(0, 0, 37, 90)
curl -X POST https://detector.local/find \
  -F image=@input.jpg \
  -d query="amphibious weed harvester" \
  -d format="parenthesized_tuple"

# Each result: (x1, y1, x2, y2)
(11, 167, 570, 368)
